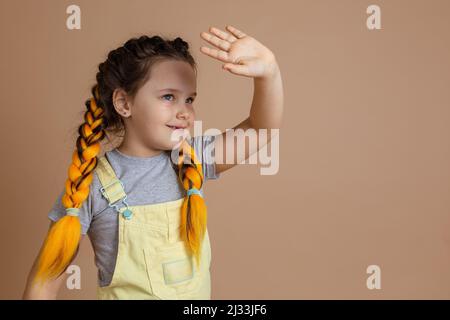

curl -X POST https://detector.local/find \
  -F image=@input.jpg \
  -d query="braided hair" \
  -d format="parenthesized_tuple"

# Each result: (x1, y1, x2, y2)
(33, 35, 207, 285)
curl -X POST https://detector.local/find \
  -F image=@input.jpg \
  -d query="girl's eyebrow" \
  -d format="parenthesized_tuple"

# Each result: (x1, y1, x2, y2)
(158, 88, 197, 96)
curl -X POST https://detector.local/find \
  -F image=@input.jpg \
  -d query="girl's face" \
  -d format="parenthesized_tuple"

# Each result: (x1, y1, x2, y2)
(118, 59, 197, 152)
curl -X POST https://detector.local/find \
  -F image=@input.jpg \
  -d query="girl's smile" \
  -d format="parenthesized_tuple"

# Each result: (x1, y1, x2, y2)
(166, 124, 188, 130)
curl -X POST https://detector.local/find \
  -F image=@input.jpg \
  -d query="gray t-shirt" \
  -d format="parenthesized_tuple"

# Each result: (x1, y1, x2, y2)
(48, 135, 220, 287)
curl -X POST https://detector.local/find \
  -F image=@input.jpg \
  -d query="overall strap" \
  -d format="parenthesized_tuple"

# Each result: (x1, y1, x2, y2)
(96, 155, 127, 206)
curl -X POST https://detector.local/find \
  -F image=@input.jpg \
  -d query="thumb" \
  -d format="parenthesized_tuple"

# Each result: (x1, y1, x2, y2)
(222, 63, 249, 76)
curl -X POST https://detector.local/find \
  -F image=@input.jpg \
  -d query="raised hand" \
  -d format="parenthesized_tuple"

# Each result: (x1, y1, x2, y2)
(200, 25, 279, 79)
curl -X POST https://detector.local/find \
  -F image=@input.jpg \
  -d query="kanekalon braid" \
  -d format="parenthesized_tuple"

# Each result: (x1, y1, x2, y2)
(177, 139, 207, 269)
(165, 37, 207, 267)
(63, 87, 105, 208)
(33, 86, 106, 284)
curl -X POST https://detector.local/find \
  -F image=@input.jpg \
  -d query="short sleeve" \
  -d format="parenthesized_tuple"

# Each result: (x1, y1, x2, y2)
(190, 135, 221, 181)
(47, 187, 92, 235)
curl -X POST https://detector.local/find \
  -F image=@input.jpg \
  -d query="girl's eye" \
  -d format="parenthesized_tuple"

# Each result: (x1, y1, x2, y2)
(162, 94, 174, 101)
(162, 94, 195, 104)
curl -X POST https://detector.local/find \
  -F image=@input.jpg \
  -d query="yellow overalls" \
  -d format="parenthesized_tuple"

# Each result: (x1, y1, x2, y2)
(94, 155, 212, 300)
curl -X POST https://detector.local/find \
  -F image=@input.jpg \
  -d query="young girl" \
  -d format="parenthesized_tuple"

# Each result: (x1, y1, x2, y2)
(23, 25, 283, 300)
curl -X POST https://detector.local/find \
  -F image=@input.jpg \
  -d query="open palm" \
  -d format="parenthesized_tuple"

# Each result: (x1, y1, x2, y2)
(200, 25, 276, 78)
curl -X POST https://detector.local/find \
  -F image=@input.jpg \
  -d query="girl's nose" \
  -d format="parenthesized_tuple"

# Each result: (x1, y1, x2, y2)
(176, 105, 191, 120)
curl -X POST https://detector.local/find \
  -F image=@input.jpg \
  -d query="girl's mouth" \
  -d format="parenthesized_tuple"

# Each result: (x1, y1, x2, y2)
(166, 125, 186, 130)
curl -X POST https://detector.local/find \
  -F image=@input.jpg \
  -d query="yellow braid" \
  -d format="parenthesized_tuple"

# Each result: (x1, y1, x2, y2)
(177, 139, 207, 269)
(33, 87, 105, 285)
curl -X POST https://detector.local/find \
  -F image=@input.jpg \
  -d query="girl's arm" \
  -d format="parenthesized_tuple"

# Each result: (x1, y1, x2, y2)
(22, 222, 85, 299)
(200, 25, 284, 174)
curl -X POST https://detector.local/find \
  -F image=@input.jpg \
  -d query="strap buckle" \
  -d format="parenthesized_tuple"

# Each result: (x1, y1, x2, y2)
(99, 179, 133, 220)
(99, 179, 125, 202)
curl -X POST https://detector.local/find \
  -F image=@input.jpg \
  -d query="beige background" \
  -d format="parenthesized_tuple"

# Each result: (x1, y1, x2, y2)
(0, 0, 449, 299)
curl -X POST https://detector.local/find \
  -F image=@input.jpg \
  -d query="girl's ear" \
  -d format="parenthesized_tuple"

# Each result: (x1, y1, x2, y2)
(112, 88, 132, 117)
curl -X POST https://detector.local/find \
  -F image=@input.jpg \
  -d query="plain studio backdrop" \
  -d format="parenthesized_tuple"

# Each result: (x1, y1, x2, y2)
(0, 0, 449, 299)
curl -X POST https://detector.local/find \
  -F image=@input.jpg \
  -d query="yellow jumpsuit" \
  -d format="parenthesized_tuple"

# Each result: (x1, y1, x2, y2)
(94, 155, 212, 299)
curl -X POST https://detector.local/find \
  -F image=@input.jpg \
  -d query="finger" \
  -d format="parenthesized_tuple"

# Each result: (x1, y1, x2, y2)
(225, 25, 247, 39)
(223, 63, 251, 76)
(200, 31, 231, 52)
(209, 26, 238, 43)
(200, 46, 232, 63)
